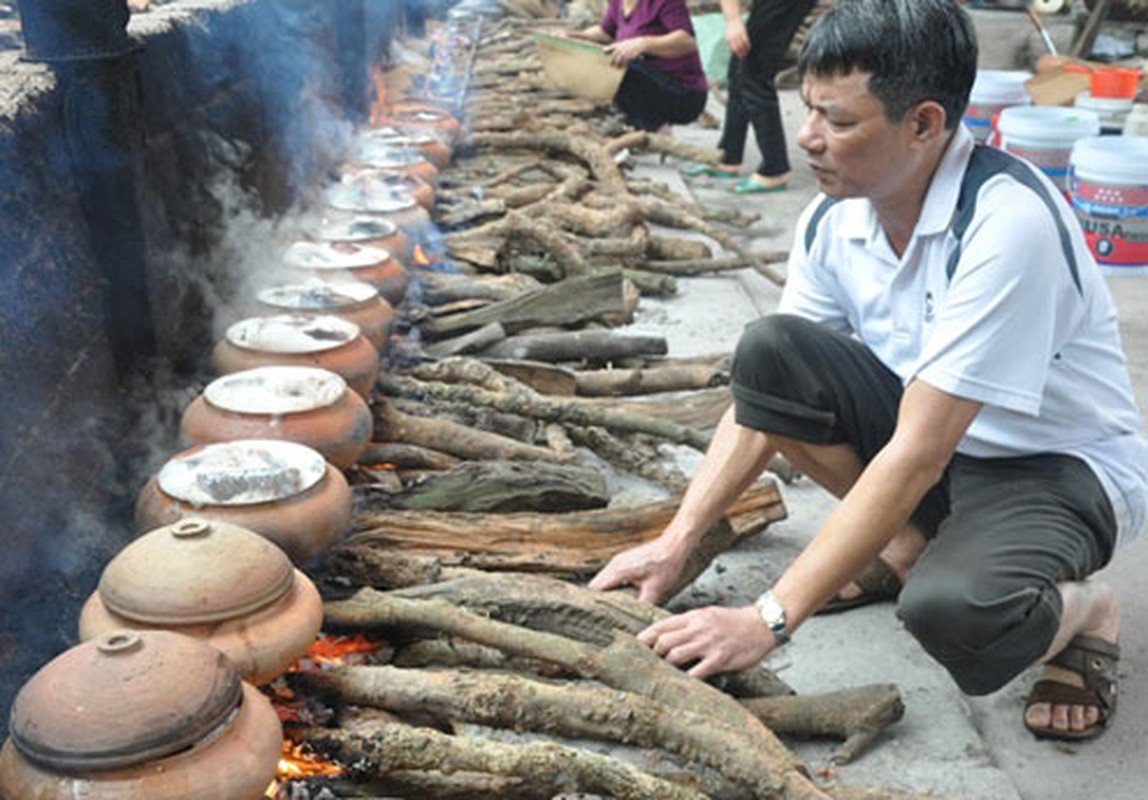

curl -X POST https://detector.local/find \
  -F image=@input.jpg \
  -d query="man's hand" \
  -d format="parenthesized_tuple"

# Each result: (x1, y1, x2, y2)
(604, 36, 648, 67)
(637, 605, 773, 679)
(725, 18, 751, 59)
(587, 536, 690, 605)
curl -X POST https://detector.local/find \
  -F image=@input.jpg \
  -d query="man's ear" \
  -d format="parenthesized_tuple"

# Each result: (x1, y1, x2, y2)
(910, 101, 948, 144)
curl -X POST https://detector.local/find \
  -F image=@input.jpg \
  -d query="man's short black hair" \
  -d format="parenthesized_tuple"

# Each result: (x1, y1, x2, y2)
(798, 0, 978, 131)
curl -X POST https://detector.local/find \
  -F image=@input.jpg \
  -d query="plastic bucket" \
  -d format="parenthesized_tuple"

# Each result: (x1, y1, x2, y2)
(1074, 91, 1133, 135)
(964, 70, 1031, 144)
(1069, 136, 1148, 275)
(997, 106, 1100, 190)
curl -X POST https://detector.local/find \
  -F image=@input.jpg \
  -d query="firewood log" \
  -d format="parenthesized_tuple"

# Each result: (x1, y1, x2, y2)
(372, 401, 565, 463)
(356, 442, 461, 471)
(478, 329, 668, 364)
(574, 363, 729, 397)
(296, 720, 710, 800)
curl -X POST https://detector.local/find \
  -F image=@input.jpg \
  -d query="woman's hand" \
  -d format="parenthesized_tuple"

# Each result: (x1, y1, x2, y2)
(725, 17, 750, 59)
(637, 605, 774, 679)
(604, 36, 648, 67)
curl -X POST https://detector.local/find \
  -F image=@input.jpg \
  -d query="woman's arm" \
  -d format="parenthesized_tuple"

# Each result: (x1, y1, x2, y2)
(605, 28, 696, 65)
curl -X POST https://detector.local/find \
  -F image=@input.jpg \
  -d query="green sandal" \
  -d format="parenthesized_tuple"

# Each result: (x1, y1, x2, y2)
(680, 163, 739, 179)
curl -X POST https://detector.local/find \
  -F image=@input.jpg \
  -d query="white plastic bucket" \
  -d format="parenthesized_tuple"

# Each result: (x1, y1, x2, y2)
(964, 70, 1031, 144)
(1073, 92, 1134, 135)
(1069, 136, 1148, 275)
(997, 106, 1100, 191)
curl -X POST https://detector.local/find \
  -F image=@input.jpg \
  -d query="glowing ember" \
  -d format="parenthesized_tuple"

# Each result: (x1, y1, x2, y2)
(264, 742, 344, 798)
(412, 244, 431, 267)
(290, 632, 386, 673)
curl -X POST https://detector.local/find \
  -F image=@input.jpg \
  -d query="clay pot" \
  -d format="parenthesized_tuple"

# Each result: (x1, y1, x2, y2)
(0, 630, 282, 800)
(282, 241, 410, 310)
(362, 125, 452, 168)
(255, 279, 395, 353)
(135, 440, 353, 564)
(339, 166, 435, 210)
(212, 313, 379, 400)
(314, 212, 412, 261)
(180, 366, 372, 470)
(384, 102, 463, 145)
(326, 173, 433, 235)
(351, 138, 439, 184)
(79, 518, 322, 684)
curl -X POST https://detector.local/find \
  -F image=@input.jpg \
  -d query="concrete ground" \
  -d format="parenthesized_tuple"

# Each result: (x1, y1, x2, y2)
(615, 8, 1147, 800)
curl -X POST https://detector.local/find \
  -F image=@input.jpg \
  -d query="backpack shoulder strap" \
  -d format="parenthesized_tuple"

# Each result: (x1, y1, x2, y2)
(947, 145, 1081, 292)
(803, 195, 840, 254)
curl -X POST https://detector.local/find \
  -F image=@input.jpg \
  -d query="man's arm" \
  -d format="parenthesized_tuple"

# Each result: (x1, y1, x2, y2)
(588, 405, 776, 604)
(639, 379, 981, 677)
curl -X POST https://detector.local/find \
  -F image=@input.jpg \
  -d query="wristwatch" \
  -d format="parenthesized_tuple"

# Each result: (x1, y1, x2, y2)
(754, 590, 791, 647)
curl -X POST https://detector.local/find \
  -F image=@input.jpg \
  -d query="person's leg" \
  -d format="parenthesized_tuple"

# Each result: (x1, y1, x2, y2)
(898, 454, 1118, 736)
(730, 314, 944, 600)
(738, 0, 818, 185)
(614, 62, 705, 131)
(715, 55, 750, 171)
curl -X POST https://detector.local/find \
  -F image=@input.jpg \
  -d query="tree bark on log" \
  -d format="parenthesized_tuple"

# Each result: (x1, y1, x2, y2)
(477, 329, 669, 365)
(296, 721, 710, 800)
(574, 363, 729, 397)
(364, 460, 611, 513)
(378, 371, 711, 450)
(296, 665, 794, 800)
(372, 401, 565, 463)
(741, 684, 905, 765)
(480, 358, 578, 395)
(356, 442, 461, 471)
(418, 270, 626, 338)
(319, 592, 829, 800)
(346, 479, 786, 577)
(470, 131, 626, 191)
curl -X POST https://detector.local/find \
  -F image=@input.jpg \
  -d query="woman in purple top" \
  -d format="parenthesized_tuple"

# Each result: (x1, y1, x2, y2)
(573, 0, 708, 132)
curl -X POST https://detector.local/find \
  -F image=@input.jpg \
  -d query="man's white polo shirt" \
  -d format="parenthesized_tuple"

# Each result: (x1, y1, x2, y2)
(780, 125, 1148, 545)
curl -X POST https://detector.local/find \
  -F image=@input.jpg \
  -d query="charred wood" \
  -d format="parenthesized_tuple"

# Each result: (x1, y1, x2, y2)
(356, 442, 461, 471)
(478, 329, 668, 365)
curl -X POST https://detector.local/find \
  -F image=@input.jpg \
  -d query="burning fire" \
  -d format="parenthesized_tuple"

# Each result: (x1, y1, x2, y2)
(264, 742, 344, 798)
(412, 243, 431, 267)
(292, 632, 385, 672)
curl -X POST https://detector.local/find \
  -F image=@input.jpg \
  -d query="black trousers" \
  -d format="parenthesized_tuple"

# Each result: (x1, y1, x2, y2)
(719, 0, 817, 177)
(731, 314, 1117, 695)
(614, 61, 707, 132)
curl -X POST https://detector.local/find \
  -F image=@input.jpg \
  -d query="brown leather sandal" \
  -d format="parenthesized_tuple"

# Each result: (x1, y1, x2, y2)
(815, 557, 903, 615)
(1024, 634, 1120, 742)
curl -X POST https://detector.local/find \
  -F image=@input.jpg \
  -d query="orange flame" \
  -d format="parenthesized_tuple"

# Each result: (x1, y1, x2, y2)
(413, 244, 431, 267)
(289, 632, 386, 674)
(264, 742, 344, 797)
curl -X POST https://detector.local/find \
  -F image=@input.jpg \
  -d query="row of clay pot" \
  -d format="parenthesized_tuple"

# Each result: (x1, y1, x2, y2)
(0, 100, 466, 800)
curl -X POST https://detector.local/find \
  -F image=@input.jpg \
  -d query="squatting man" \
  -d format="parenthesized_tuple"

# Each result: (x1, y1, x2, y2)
(591, 0, 1147, 742)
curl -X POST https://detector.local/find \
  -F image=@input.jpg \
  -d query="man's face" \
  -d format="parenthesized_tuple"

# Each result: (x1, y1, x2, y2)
(796, 70, 920, 201)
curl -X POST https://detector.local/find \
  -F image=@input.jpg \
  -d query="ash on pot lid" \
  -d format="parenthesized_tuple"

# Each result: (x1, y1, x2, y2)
(224, 314, 361, 354)
(284, 240, 391, 270)
(363, 126, 438, 145)
(354, 140, 428, 168)
(316, 214, 399, 242)
(204, 366, 347, 415)
(327, 174, 418, 214)
(157, 440, 326, 506)
(257, 279, 377, 311)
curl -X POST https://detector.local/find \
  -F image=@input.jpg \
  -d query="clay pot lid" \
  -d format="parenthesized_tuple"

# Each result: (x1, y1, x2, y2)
(284, 241, 392, 271)
(354, 141, 430, 169)
(157, 440, 327, 507)
(8, 630, 243, 772)
(204, 366, 348, 415)
(98, 518, 296, 624)
(326, 174, 418, 214)
(257, 279, 378, 312)
(224, 313, 361, 354)
(364, 126, 439, 146)
(315, 214, 399, 243)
